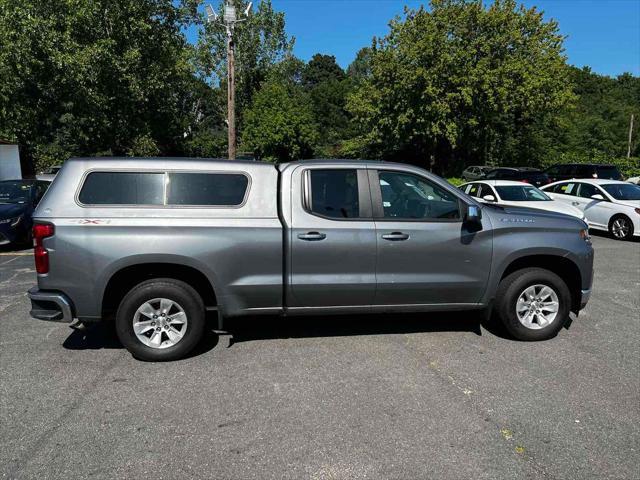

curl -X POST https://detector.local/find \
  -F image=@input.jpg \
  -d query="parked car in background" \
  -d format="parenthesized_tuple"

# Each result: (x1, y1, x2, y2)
(545, 163, 623, 183)
(0, 179, 50, 246)
(459, 180, 584, 220)
(484, 167, 550, 187)
(27, 157, 593, 361)
(461, 165, 491, 181)
(541, 179, 640, 240)
(626, 175, 640, 185)
(36, 165, 62, 182)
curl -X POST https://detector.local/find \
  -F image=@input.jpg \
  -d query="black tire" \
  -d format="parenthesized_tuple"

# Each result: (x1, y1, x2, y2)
(495, 268, 571, 341)
(115, 278, 205, 361)
(608, 214, 634, 241)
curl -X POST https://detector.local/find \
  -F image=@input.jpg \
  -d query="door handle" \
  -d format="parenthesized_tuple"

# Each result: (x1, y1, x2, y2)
(381, 232, 410, 241)
(571, 201, 580, 206)
(298, 231, 326, 241)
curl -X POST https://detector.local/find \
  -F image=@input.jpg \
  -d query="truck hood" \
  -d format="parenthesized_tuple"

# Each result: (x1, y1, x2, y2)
(482, 202, 587, 228)
(496, 200, 584, 219)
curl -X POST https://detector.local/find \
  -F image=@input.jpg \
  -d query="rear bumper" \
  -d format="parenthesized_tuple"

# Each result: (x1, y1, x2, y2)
(580, 288, 592, 310)
(28, 287, 75, 323)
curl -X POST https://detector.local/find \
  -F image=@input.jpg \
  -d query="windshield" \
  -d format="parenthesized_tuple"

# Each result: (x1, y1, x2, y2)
(495, 185, 550, 201)
(601, 183, 640, 200)
(0, 181, 31, 204)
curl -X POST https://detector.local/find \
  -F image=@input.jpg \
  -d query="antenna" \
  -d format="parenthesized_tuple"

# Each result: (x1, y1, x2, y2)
(205, 5, 217, 22)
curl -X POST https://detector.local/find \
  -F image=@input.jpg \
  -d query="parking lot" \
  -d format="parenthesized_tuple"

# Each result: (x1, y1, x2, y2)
(0, 234, 638, 479)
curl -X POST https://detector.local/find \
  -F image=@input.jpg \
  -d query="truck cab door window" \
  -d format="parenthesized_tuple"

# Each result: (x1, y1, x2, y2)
(378, 171, 460, 220)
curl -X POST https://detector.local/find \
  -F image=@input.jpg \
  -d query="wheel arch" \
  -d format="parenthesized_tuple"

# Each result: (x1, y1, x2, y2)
(498, 255, 582, 313)
(101, 262, 218, 318)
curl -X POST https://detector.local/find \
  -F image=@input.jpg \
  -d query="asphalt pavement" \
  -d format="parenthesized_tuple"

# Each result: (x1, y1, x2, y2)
(1, 234, 639, 479)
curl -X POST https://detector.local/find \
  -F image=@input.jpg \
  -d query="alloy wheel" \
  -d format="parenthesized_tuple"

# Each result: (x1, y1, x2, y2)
(132, 298, 188, 349)
(611, 218, 630, 239)
(515, 284, 559, 330)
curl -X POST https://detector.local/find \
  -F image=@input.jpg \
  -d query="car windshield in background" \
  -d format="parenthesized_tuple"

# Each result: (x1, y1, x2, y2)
(0, 181, 31, 204)
(495, 185, 550, 201)
(601, 183, 640, 201)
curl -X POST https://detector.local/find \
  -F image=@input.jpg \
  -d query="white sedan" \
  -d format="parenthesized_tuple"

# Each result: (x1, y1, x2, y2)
(541, 179, 640, 241)
(459, 180, 585, 220)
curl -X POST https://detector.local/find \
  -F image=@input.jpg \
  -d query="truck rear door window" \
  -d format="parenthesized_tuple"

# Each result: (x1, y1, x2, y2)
(79, 172, 164, 205)
(309, 169, 360, 219)
(166, 173, 248, 206)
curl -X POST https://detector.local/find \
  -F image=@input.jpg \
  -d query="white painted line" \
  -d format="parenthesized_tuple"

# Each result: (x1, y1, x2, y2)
(0, 256, 20, 266)
(0, 252, 31, 256)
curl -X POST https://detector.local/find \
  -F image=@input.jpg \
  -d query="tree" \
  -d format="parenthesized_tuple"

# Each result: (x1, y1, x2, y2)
(196, 0, 294, 124)
(299, 54, 353, 154)
(0, 0, 203, 170)
(302, 54, 345, 87)
(243, 81, 318, 162)
(347, 0, 574, 174)
(347, 47, 372, 83)
(546, 67, 640, 159)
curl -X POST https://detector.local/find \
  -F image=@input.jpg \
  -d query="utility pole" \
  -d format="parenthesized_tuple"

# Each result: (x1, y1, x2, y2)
(227, 25, 236, 160)
(206, 2, 251, 160)
(628, 113, 634, 159)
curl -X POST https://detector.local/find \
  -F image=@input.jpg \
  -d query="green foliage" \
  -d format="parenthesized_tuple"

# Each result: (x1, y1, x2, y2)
(127, 135, 161, 157)
(196, 0, 294, 123)
(0, 0, 202, 170)
(540, 67, 639, 161)
(302, 54, 346, 87)
(1, 0, 637, 173)
(298, 54, 356, 156)
(243, 81, 318, 162)
(347, 48, 372, 83)
(347, 0, 574, 175)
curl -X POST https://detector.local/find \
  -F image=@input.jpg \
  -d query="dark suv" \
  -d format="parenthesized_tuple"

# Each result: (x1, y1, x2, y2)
(484, 168, 550, 187)
(545, 164, 622, 183)
(0, 179, 50, 246)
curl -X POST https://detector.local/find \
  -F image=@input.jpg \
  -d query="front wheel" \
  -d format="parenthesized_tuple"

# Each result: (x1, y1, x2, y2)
(609, 215, 634, 241)
(115, 278, 205, 361)
(495, 268, 571, 341)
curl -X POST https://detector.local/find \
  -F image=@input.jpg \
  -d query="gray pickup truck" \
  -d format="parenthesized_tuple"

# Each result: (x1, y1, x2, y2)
(28, 158, 594, 361)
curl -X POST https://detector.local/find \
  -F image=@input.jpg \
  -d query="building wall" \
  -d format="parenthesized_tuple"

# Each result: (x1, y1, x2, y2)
(0, 144, 22, 180)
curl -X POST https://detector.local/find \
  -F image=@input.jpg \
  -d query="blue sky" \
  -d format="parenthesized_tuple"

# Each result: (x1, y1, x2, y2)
(190, 0, 640, 77)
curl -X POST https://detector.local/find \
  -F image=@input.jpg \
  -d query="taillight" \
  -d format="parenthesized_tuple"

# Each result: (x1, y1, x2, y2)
(33, 223, 54, 274)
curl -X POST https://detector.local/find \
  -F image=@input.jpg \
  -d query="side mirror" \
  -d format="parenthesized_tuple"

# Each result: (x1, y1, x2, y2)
(590, 194, 604, 201)
(482, 194, 496, 202)
(465, 204, 482, 224)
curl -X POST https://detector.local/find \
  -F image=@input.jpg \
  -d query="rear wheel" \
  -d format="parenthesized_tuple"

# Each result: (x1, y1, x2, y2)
(608, 215, 634, 241)
(495, 268, 571, 341)
(115, 278, 205, 361)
